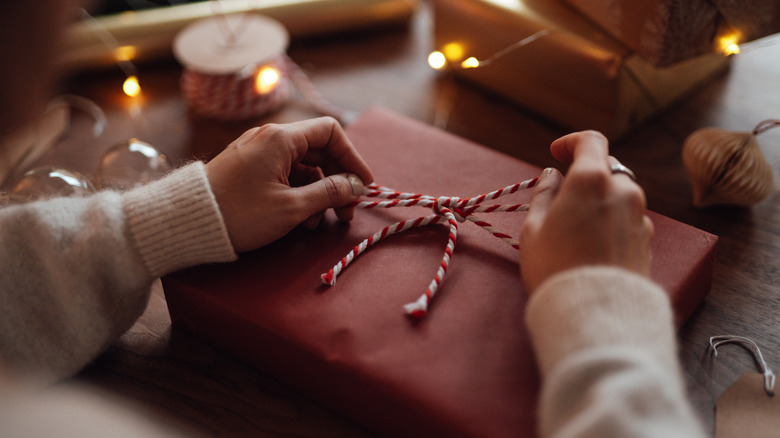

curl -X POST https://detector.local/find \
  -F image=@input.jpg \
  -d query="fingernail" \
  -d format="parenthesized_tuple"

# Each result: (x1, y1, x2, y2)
(347, 173, 364, 196)
(540, 167, 554, 180)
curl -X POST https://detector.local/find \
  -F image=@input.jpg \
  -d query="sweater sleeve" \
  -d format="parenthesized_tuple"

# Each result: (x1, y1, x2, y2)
(0, 162, 236, 382)
(525, 266, 707, 438)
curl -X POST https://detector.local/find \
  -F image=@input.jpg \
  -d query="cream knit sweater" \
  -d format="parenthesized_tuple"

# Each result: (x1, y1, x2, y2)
(527, 267, 707, 437)
(0, 162, 236, 381)
(0, 162, 706, 437)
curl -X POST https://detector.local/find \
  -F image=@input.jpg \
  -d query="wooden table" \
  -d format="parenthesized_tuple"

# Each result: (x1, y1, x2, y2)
(50, 2, 780, 436)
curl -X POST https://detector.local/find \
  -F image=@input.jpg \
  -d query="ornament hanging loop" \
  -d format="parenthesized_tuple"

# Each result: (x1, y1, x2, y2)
(710, 335, 776, 397)
(752, 119, 780, 136)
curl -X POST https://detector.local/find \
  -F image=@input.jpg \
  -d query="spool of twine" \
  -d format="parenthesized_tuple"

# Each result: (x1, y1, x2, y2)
(173, 14, 291, 121)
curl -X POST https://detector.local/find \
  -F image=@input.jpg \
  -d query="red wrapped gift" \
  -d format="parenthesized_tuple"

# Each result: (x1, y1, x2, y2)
(163, 108, 717, 437)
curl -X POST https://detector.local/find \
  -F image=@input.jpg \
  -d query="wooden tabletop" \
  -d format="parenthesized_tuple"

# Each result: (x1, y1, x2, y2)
(50, 2, 780, 436)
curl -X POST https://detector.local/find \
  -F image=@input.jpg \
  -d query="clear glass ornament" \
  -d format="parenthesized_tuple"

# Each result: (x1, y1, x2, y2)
(94, 138, 170, 189)
(10, 166, 96, 203)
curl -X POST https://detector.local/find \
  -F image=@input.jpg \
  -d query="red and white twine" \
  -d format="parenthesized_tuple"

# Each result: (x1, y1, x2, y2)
(321, 178, 539, 318)
(181, 55, 290, 121)
(176, 6, 355, 124)
(181, 55, 353, 123)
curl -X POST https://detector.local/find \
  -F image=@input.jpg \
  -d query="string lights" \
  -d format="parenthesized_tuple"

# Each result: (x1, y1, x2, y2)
(255, 66, 281, 95)
(429, 25, 742, 74)
(428, 29, 550, 71)
(718, 32, 742, 56)
(79, 9, 144, 99)
(122, 75, 142, 98)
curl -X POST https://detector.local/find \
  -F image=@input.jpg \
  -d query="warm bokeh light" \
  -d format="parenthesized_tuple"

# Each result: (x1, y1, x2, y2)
(114, 45, 137, 62)
(255, 66, 280, 94)
(719, 33, 741, 55)
(122, 75, 141, 97)
(723, 42, 740, 55)
(442, 42, 464, 62)
(428, 51, 447, 70)
(461, 57, 480, 69)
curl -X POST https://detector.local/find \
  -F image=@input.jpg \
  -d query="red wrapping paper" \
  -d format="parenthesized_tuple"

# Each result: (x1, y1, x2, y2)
(163, 108, 717, 437)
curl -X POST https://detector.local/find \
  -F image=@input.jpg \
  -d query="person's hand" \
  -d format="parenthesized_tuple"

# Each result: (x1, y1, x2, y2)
(519, 131, 653, 293)
(205, 117, 374, 252)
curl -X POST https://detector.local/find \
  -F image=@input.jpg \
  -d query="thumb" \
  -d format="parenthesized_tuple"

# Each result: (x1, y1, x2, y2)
(294, 173, 365, 220)
(523, 168, 562, 231)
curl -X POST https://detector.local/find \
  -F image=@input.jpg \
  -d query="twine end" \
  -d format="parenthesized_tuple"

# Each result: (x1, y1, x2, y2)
(321, 271, 335, 286)
(406, 308, 428, 319)
(403, 295, 429, 318)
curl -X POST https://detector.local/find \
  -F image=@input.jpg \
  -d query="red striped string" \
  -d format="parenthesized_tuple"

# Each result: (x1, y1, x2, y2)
(180, 55, 289, 121)
(177, 7, 355, 124)
(321, 177, 539, 318)
(180, 55, 354, 123)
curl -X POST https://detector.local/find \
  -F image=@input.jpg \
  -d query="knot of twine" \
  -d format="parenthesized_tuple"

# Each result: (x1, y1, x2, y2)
(320, 178, 539, 318)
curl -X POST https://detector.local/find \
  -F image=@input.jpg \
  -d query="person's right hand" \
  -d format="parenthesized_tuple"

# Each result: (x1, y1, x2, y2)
(518, 131, 654, 294)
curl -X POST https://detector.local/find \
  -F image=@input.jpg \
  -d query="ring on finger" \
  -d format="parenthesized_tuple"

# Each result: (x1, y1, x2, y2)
(610, 163, 637, 182)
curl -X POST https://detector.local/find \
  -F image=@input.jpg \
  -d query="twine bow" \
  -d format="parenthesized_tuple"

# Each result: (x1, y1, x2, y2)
(320, 178, 539, 318)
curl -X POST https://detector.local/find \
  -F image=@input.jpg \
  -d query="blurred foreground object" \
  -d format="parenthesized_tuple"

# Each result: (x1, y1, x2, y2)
(61, 0, 420, 71)
(94, 138, 170, 190)
(683, 121, 779, 207)
(9, 167, 95, 203)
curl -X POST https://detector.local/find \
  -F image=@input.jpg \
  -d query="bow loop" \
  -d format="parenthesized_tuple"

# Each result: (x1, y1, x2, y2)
(321, 177, 539, 318)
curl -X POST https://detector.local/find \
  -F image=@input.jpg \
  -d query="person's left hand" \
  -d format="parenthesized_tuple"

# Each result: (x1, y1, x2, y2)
(205, 117, 374, 252)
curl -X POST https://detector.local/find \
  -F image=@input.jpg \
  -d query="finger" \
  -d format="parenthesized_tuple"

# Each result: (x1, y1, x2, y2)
(334, 204, 356, 222)
(640, 214, 655, 276)
(293, 117, 374, 184)
(551, 132, 615, 200)
(518, 168, 562, 288)
(524, 168, 563, 228)
(607, 156, 638, 184)
(291, 173, 365, 220)
(289, 162, 323, 188)
(550, 131, 610, 169)
(302, 211, 325, 230)
(520, 167, 563, 261)
(293, 165, 358, 222)
(607, 156, 647, 214)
